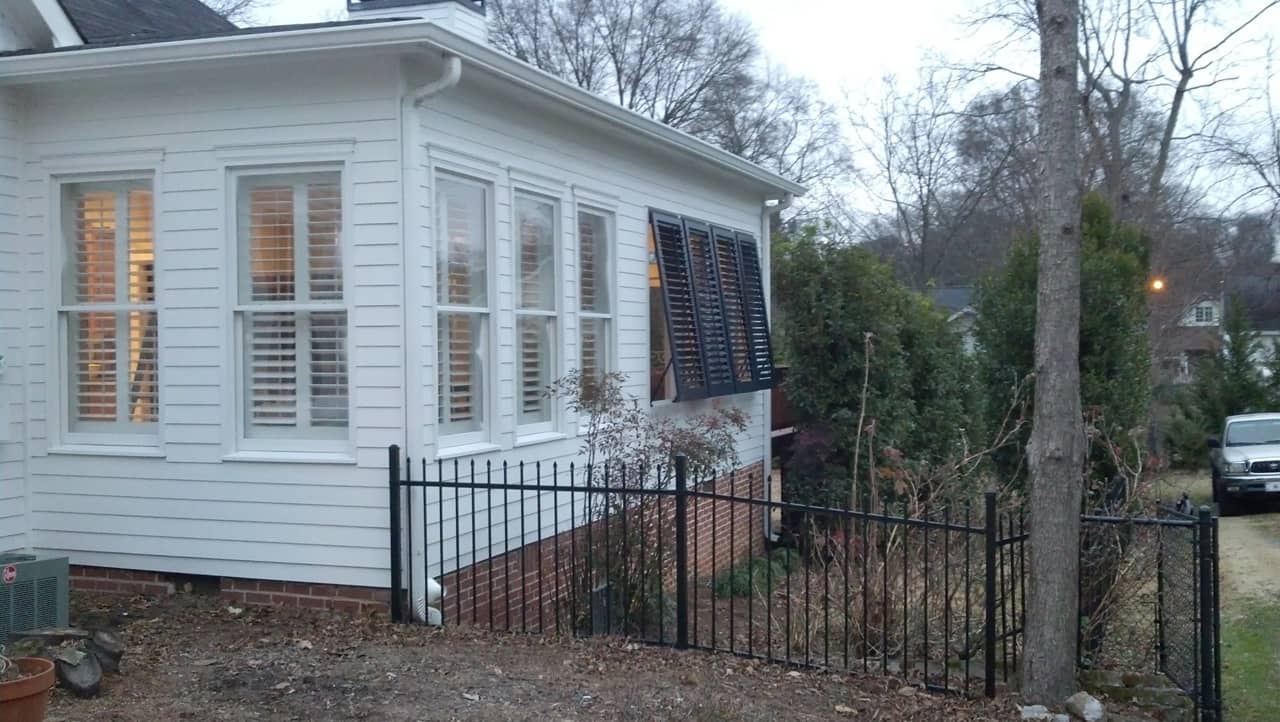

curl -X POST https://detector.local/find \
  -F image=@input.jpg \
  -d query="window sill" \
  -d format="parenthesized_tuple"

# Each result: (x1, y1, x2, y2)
(514, 431, 568, 448)
(48, 444, 165, 459)
(223, 450, 357, 465)
(436, 442, 502, 461)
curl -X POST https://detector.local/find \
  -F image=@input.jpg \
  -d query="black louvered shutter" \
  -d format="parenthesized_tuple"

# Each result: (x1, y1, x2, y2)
(736, 231, 774, 390)
(684, 219, 737, 397)
(712, 226, 756, 392)
(651, 211, 708, 400)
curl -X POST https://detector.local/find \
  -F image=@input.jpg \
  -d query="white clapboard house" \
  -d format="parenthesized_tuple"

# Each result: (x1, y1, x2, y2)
(0, 0, 799, 609)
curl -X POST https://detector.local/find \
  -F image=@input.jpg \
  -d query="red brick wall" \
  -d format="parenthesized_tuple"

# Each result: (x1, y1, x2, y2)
(70, 566, 390, 616)
(434, 463, 768, 630)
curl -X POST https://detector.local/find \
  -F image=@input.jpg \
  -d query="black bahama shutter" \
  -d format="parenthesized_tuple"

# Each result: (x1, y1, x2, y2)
(650, 210, 708, 400)
(684, 219, 737, 397)
(650, 211, 774, 401)
(735, 231, 775, 390)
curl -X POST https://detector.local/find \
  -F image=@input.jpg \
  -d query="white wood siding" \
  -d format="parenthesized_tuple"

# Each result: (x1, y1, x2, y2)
(0, 87, 26, 552)
(19, 58, 407, 586)
(407, 69, 771, 578)
(8, 51, 774, 587)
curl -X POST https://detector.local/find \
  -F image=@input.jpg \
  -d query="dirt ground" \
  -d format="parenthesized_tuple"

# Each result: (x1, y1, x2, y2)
(45, 591, 1025, 722)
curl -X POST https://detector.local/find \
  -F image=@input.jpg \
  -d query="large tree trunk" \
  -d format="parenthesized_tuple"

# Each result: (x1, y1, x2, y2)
(1023, 0, 1086, 705)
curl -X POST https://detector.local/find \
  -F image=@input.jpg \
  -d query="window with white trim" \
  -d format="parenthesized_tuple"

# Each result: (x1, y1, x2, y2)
(437, 174, 491, 442)
(59, 180, 158, 439)
(1193, 303, 1216, 325)
(515, 192, 558, 432)
(578, 209, 612, 381)
(234, 170, 348, 445)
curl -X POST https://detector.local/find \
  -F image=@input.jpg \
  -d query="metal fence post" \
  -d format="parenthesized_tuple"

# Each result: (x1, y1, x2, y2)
(983, 490, 998, 699)
(675, 454, 690, 650)
(1197, 506, 1216, 721)
(389, 444, 404, 624)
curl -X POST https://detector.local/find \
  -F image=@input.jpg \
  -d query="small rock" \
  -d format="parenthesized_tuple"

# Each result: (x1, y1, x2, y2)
(226, 606, 244, 616)
(834, 704, 856, 715)
(897, 685, 917, 696)
(1022, 705, 1053, 720)
(1065, 691, 1107, 722)
(273, 682, 290, 691)
(89, 630, 125, 674)
(295, 639, 314, 650)
(55, 650, 103, 698)
(462, 692, 480, 702)
(787, 670, 802, 678)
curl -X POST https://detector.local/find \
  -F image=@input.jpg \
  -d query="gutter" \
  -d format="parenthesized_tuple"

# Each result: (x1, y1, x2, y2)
(0, 20, 804, 198)
(399, 52, 462, 623)
(759, 192, 793, 542)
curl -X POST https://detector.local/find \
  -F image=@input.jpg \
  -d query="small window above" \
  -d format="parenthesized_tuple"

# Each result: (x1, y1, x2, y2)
(1186, 302, 1218, 327)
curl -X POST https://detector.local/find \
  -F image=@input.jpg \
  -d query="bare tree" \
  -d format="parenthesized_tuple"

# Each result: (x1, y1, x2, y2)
(1214, 51, 1280, 218)
(202, 0, 271, 25)
(488, 0, 845, 193)
(1023, 0, 1086, 705)
(845, 73, 1026, 288)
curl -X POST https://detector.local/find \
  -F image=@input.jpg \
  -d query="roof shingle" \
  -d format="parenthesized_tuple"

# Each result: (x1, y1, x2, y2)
(58, 0, 236, 44)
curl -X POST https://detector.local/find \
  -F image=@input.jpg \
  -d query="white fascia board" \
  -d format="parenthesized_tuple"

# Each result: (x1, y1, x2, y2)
(31, 0, 83, 47)
(0, 18, 805, 198)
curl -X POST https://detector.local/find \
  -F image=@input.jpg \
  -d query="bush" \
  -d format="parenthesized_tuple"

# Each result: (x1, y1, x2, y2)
(772, 227, 975, 507)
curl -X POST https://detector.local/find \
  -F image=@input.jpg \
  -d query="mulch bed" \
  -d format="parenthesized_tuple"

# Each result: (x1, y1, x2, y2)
(42, 590, 1039, 721)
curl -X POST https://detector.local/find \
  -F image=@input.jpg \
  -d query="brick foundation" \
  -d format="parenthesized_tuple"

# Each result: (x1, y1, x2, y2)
(70, 566, 390, 616)
(435, 463, 768, 630)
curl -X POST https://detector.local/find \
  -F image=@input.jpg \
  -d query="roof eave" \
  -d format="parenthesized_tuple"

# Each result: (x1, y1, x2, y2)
(0, 19, 805, 199)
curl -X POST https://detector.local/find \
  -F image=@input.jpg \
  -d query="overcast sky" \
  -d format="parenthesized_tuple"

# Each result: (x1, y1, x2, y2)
(258, 0, 1028, 99)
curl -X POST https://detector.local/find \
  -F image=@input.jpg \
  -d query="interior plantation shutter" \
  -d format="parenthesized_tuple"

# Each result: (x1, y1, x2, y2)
(735, 231, 775, 389)
(66, 184, 158, 430)
(650, 210, 708, 400)
(683, 219, 736, 397)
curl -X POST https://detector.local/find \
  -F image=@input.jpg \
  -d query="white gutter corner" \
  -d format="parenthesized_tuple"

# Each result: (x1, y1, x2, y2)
(410, 53, 462, 107)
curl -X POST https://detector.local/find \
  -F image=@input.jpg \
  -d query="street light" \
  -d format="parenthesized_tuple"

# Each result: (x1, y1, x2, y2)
(1150, 277, 1167, 292)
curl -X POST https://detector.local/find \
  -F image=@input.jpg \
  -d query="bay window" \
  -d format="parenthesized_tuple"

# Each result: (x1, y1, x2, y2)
(234, 170, 348, 446)
(436, 174, 491, 442)
(59, 180, 158, 440)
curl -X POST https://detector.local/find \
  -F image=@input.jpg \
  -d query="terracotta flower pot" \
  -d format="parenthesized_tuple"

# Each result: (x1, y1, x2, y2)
(0, 657, 56, 722)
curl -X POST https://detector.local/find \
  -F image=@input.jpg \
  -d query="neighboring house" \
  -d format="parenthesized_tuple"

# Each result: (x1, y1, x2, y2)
(928, 286, 977, 354)
(0, 0, 800, 610)
(1158, 296, 1222, 385)
(1226, 265, 1280, 374)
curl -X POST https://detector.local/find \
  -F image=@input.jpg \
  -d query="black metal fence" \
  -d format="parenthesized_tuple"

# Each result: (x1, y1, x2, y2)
(387, 445, 1219, 718)
(1078, 505, 1221, 721)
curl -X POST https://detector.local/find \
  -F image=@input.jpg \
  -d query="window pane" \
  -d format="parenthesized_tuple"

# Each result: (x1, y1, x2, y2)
(579, 212, 610, 313)
(70, 189, 117, 305)
(126, 310, 159, 423)
(308, 180, 343, 301)
(518, 315, 552, 425)
(310, 310, 349, 429)
(437, 177, 488, 307)
(127, 190, 155, 304)
(517, 195, 556, 311)
(245, 311, 298, 434)
(438, 311, 486, 434)
(245, 185, 296, 303)
(70, 311, 118, 425)
(580, 317, 609, 381)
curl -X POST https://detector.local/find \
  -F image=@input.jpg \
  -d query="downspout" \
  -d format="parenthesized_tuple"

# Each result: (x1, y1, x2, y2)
(399, 52, 462, 623)
(760, 192, 793, 542)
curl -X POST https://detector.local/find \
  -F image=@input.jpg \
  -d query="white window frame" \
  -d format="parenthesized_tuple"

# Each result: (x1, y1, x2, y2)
(54, 174, 161, 448)
(576, 199, 616, 372)
(513, 188, 561, 439)
(435, 170, 497, 450)
(229, 164, 352, 455)
(1192, 303, 1216, 325)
